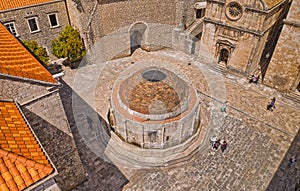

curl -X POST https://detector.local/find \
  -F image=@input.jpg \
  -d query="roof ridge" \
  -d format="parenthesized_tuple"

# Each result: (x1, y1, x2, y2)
(0, 148, 53, 174)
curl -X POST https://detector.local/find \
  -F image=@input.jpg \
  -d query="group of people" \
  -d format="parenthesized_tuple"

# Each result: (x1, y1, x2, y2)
(210, 137, 228, 153)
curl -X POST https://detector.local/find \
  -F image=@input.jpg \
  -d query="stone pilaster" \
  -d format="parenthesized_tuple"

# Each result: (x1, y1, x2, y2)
(264, 0, 300, 92)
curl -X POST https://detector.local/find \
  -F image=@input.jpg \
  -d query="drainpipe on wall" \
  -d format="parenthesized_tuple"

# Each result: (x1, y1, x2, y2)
(63, 0, 72, 26)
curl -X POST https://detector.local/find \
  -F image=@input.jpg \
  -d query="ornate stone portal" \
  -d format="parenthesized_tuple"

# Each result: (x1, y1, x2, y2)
(108, 61, 203, 167)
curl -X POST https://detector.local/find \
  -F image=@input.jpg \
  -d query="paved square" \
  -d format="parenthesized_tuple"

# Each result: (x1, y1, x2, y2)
(61, 49, 300, 191)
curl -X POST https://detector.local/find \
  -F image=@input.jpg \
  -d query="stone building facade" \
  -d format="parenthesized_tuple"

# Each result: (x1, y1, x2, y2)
(264, 0, 300, 92)
(200, 0, 289, 76)
(173, 0, 298, 93)
(66, 0, 178, 51)
(0, 0, 70, 58)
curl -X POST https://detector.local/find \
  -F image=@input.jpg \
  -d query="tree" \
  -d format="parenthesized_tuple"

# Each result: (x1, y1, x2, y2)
(51, 26, 85, 64)
(23, 40, 50, 67)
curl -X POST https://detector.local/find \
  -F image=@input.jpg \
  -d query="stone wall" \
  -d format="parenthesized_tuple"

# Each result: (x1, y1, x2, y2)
(179, 0, 199, 27)
(0, 0, 70, 59)
(0, 76, 54, 104)
(22, 92, 86, 191)
(66, 0, 177, 48)
(84, 22, 173, 63)
(264, 0, 300, 92)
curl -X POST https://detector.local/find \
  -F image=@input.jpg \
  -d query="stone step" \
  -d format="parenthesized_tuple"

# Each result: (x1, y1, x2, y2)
(209, 63, 228, 75)
(283, 92, 300, 104)
(104, 125, 207, 168)
(185, 18, 204, 34)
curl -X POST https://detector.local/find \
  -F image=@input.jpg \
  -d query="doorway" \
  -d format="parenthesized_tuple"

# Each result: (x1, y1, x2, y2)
(196, 9, 205, 18)
(129, 22, 147, 54)
(219, 49, 229, 64)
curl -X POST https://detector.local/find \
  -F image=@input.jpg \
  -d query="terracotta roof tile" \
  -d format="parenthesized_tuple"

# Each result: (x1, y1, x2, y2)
(0, 23, 56, 84)
(0, 0, 51, 11)
(0, 183, 10, 191)
(0, 101, 54, 190)
(0, 175, 5, 184)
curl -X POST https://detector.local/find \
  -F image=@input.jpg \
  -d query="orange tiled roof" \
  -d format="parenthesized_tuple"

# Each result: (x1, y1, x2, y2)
(0, 101, 53, 191)
(0, 23, 56, 84)
(0, 0, 51, 11)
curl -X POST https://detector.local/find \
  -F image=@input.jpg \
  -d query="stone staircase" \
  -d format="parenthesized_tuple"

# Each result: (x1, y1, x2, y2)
(185, 18, 204, 38)
(209, 62, 228, 75)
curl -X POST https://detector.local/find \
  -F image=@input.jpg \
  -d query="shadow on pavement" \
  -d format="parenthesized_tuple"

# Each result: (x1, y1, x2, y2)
(266, 128, 300, 191)
(59, 79, 129, 191)
(21, 106, 87, 191)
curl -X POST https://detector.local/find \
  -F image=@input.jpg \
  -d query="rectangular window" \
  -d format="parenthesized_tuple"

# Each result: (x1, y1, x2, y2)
(27, 17, 40, 33)
(4, 22, 18, 36)
(48, 13, 59, 28)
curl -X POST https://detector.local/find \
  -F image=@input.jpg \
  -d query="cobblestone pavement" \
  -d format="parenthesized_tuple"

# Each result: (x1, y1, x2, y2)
(61, 49, 300, 191)
(124, 114, 294, 191)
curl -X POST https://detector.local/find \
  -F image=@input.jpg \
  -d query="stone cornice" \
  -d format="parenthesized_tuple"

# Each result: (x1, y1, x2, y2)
(284, 19, 300, 28)
(205, 0, 225, 5)
(206, 0, 286, 15)
(204, 18, 262, 36)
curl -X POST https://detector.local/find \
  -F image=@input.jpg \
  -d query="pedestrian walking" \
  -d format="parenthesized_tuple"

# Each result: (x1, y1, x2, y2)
(213, 139, 221, 150)
(210, 135, 217, 147)
(249, 74, 259, 84)
(249, 74, 255, 83)
(288, 156, 297, 168)
(221, 101, 228, 113)
(221, 141, 228, 153)
(253, 75, 260, 84)
(267, 97, 276, 111)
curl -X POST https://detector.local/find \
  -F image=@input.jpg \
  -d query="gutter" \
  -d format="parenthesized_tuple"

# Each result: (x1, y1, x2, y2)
(0, 73, 59, 87)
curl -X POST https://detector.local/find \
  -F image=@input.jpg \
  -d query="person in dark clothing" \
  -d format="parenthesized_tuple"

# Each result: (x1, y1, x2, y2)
(221, 141, 228, 153)
(253, 75, 260, 84)
(213, 139, 221, 150)
(249, 74, 260, 84)
(267, 97, 276, 111)
(288, 156, 297, 168)
(249, 74, 255, 83)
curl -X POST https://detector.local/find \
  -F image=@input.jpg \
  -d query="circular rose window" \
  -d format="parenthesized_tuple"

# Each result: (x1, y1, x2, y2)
(225, 2, 243, 21)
